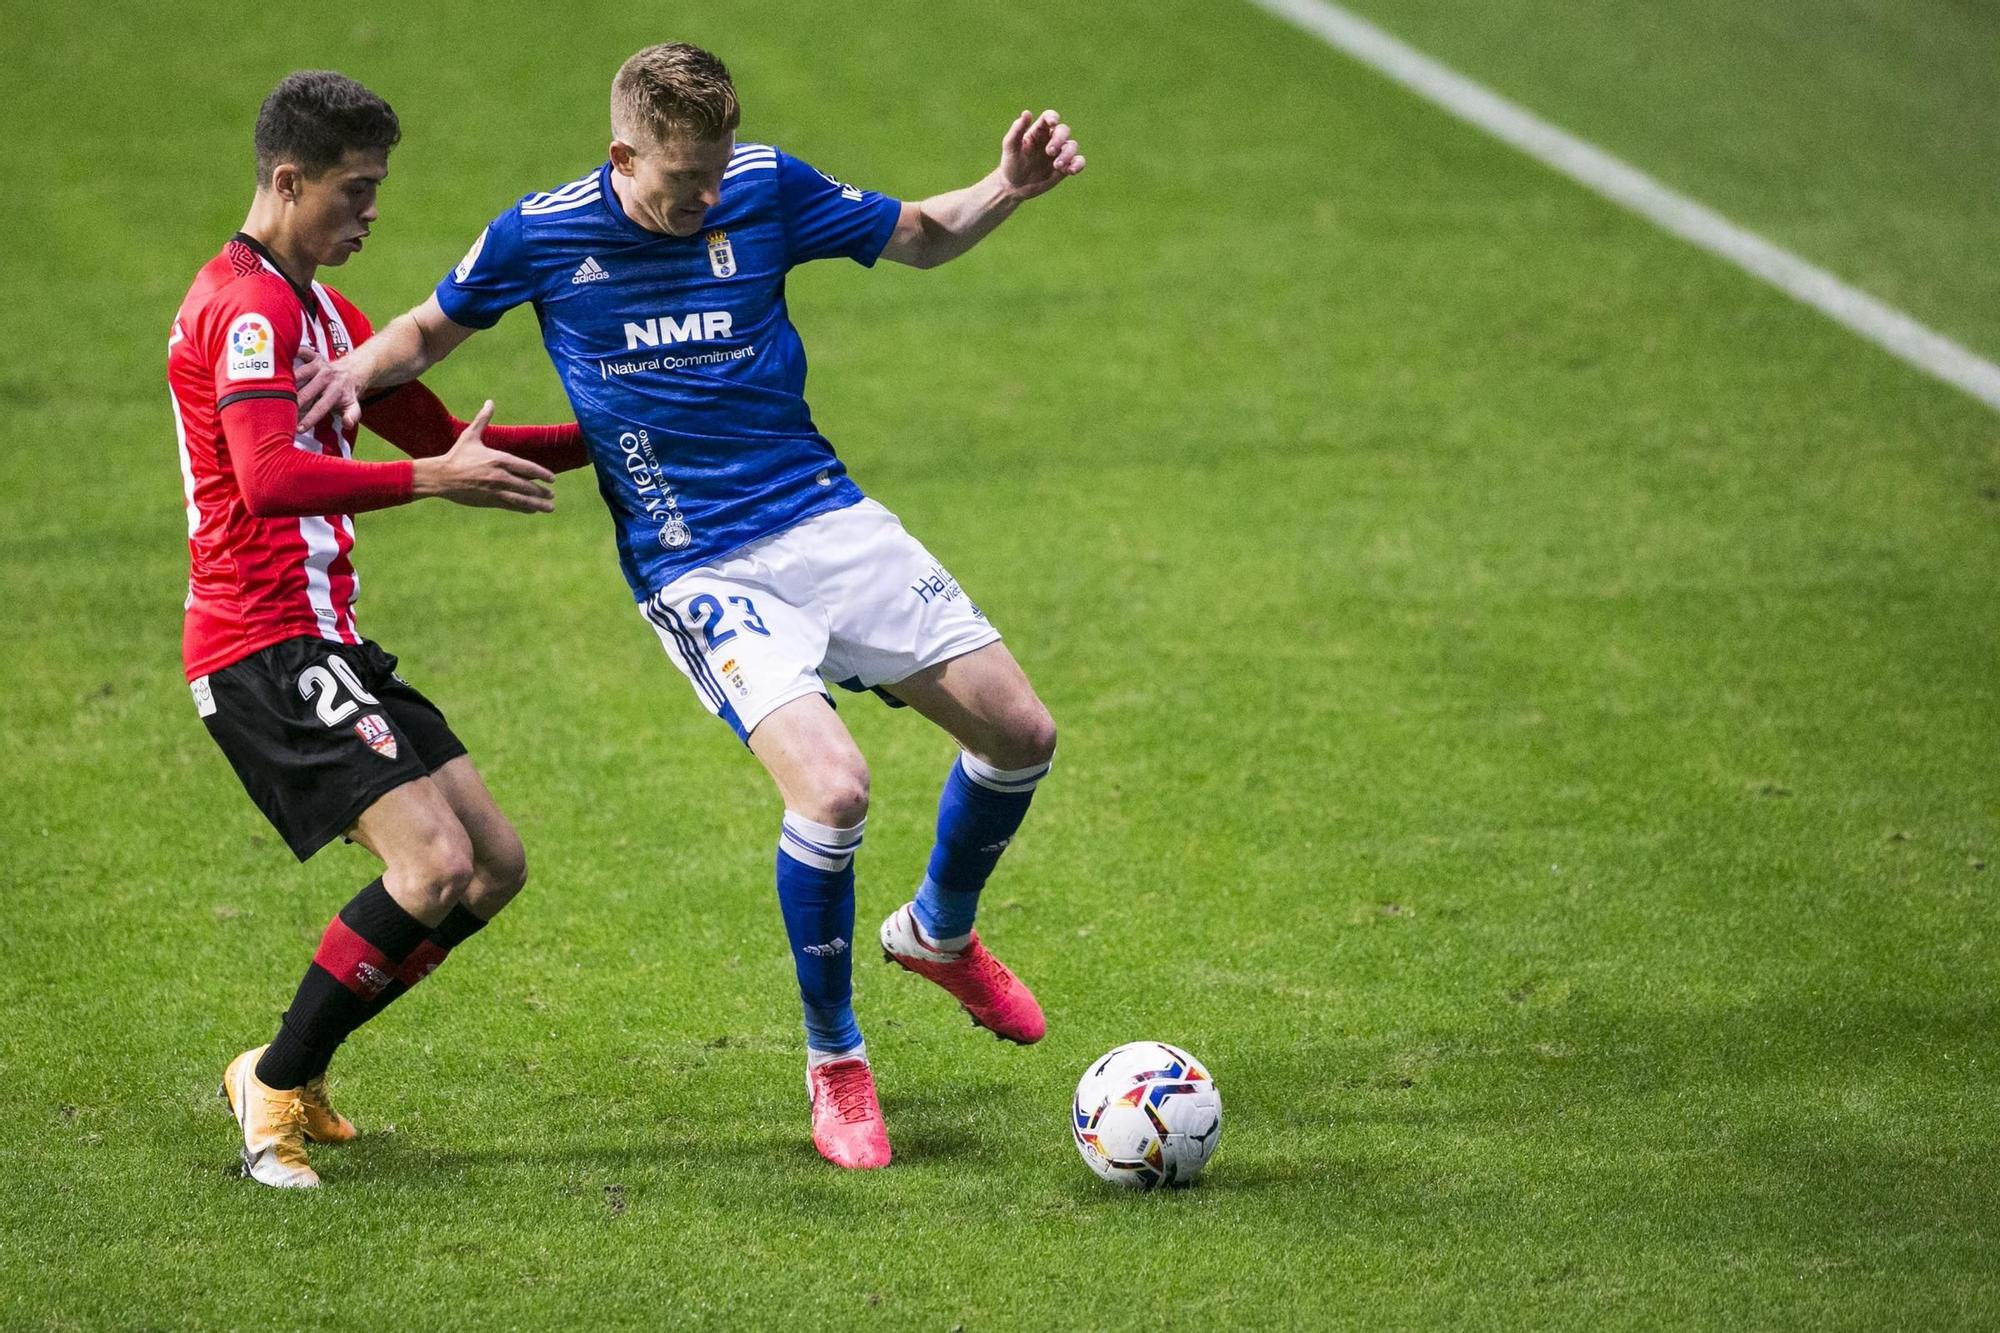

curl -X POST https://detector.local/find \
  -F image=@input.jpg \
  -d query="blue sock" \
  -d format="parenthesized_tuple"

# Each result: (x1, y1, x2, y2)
(912, 751, 1052, 946)
(775, 812, 866, 1053)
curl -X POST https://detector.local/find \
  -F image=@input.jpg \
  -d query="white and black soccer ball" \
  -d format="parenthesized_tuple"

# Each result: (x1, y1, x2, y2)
(1072, 1041, 1222, 1189)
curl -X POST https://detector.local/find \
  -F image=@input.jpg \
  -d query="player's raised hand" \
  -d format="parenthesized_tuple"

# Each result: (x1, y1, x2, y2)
(999, 109, 1085, 200)
(295, 342, 365, 434)
(409, 401, 557, 513)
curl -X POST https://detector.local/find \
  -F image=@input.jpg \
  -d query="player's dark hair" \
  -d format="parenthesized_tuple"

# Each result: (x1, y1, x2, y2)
(254, 71, 401, 185)
(612, 43, 740, 144)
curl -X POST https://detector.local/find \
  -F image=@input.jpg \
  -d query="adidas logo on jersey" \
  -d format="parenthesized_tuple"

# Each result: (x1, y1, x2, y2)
(571, 256, 611, 285)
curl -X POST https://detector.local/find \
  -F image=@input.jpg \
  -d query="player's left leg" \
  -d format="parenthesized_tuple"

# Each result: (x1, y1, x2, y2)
(877, 641, 1056, 1044)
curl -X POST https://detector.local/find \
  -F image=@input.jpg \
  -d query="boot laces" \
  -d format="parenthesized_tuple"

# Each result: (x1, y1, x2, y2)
(821, 1063, 876, 1124)
(960, 944, 1010, 998)
(264, 1092, 313, 1168)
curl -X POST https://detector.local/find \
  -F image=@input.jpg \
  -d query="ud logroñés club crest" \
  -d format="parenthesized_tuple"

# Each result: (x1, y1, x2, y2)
(353, 713, 398, 760)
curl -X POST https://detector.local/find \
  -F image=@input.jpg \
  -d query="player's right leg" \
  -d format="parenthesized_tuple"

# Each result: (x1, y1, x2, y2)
(641, 569, 889, 1168)
(199, 637, 471, 1186)
(746, 695, 889, 1168)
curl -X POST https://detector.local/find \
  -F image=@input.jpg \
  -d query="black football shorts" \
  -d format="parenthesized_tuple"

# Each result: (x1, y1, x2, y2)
(195, 636, 468, 860)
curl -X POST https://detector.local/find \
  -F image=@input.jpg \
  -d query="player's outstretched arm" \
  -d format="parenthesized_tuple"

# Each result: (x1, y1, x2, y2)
(360, 379, 591, 474)
(879, 109, 1085, 270)
(221, 392, 550, 517)
(407, 401, 558, 512)
(298, 295, 478, 433)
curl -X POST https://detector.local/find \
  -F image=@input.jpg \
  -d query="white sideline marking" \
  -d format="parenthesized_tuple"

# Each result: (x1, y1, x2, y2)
(1245, 0, 2000, 414)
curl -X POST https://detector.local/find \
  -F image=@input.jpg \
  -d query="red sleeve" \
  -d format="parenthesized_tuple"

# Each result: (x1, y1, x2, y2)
(220, 396, 414, 517)
(361, 381, 591, 472)
(206, 277, 414, 516)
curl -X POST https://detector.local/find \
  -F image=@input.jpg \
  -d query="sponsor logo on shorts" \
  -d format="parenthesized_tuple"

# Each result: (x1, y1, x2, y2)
(224, 313, 276, 380)
(353, 712, 399, 760)
(803, 937, 848, 957)
(910, 563, 965, 606)
(191, 675, 216, 718)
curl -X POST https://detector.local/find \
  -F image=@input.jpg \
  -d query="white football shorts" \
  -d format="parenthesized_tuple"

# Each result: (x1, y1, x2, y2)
(639, 498, 1002, 741)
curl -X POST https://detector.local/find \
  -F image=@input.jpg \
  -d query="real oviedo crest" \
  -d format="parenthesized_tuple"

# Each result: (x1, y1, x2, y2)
(706, 229, 737, 279)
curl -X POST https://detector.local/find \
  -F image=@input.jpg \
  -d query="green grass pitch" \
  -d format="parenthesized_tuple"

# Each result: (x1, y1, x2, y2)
(2, 0, 1996, 1327)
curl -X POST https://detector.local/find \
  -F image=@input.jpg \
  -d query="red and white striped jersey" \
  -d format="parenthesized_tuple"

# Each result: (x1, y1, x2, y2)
(169, 235, 379, 680)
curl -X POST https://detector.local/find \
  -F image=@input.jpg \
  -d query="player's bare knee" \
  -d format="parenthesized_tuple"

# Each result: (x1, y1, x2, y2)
(986, 709, 1057, 771)
(389, 826, 477, 914)
(1019, 710, 1058, 767)
(478, 826, 529, 902)
(808, 764, 871, 828)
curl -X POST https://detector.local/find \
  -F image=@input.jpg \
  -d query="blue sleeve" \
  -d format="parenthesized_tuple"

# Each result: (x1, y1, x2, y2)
(776, 151, 902, 268)
(434, 207, 536, 330)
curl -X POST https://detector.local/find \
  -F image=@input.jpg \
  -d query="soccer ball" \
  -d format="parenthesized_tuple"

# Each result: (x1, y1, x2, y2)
(1071, 1041, 1222, 1188)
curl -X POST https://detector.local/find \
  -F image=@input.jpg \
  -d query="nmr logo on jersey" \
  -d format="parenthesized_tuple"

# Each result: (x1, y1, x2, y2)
(225, 314, 275, 380)
(624, 311, 736, 350)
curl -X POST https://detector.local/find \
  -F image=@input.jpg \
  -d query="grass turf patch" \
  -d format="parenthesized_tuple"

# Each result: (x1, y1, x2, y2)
(2, 0, 1995, 1327)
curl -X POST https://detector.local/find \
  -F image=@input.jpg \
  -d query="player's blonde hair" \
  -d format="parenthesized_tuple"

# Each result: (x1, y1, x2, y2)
(611, 43, 740, 146)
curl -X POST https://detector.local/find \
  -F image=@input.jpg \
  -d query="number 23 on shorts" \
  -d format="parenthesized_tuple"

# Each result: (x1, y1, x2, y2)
(686, 593, 771, 650)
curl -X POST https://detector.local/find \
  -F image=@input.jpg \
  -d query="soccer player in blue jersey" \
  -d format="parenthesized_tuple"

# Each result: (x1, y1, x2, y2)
(303, 42, 1084, 1169)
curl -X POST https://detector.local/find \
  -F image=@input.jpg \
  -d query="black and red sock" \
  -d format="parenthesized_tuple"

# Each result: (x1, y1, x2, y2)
(255, 879, 428, 1090)
(297, 903, 493, 1082)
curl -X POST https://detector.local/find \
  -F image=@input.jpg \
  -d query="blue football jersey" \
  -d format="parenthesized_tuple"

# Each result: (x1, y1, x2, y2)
(434, 144, 903, 598)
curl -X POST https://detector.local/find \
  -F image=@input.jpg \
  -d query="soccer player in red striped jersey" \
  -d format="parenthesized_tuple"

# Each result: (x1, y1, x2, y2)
(172, 71, 588, 1188)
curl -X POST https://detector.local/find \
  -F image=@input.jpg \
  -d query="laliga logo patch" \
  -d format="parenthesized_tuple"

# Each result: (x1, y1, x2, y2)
(225, 314, 275, 380)
(706, 229, 736, 279)
(454, 227, 488, 283)
(353, 712, 399, 760)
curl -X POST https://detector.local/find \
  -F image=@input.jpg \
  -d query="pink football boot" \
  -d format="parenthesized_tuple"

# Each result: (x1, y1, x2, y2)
(879, 904, 1047, 1045)
(806, 1056, 892, 1169)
